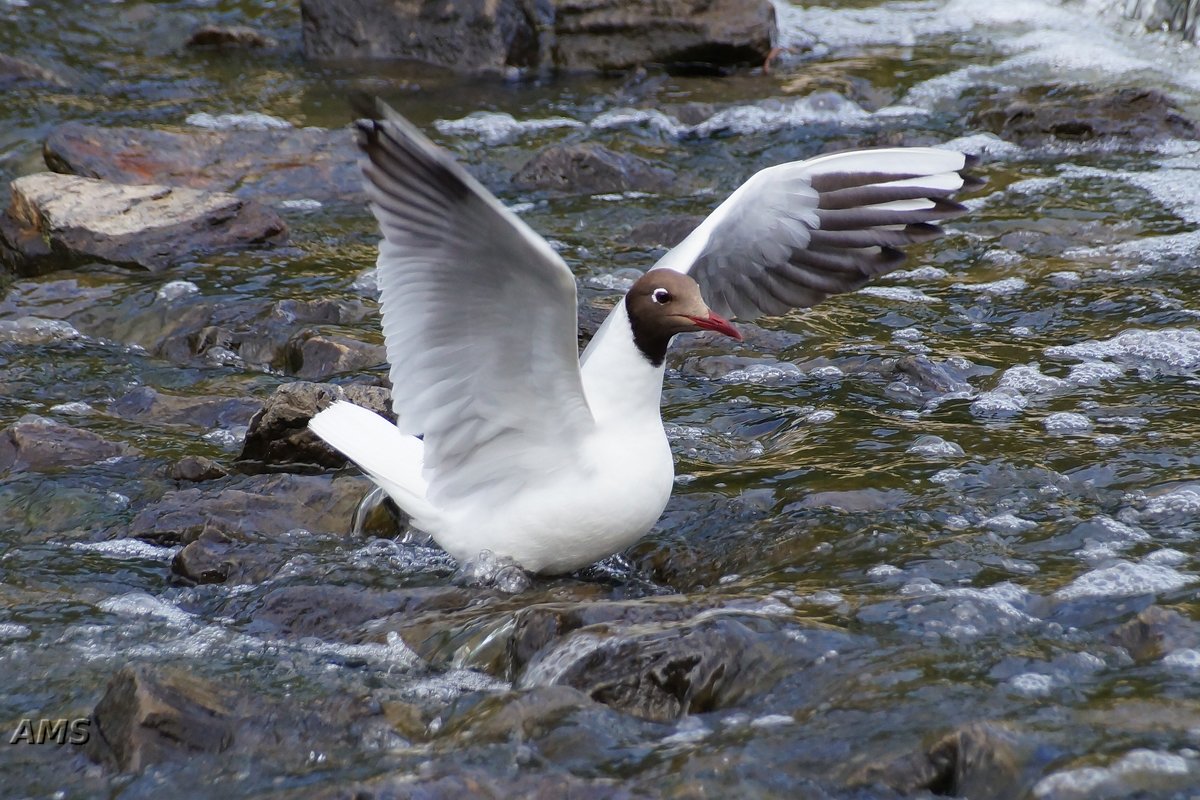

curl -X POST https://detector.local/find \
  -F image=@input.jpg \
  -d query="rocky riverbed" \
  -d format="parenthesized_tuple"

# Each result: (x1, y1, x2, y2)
(3, 1, 1200, 797)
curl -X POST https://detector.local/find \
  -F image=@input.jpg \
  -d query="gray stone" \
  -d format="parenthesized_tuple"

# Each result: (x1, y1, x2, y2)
(513, 143, 675, 194)
(108, 386, 261, 430)
(0, 173, 286, 275)
(168, 455, 228, 482)
(238, 381, 393, 468)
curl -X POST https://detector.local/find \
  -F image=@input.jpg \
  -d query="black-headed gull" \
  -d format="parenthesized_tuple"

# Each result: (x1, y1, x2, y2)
(310, 100, 977, 574)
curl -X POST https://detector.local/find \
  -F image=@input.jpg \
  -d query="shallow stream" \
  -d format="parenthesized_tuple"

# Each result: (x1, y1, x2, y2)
(3, 1, 1200, 797)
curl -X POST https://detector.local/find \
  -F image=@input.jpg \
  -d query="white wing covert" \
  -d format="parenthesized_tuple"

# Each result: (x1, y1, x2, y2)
(359, 103, 594, 505)
(653, 148, 980, 319)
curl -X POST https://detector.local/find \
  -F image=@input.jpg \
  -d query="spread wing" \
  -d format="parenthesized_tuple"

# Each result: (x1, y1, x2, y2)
(653, 148, 979, 319)
(359, 101, 594, 505)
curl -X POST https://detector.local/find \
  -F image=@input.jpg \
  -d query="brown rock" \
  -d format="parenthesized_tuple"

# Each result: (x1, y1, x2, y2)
(513, 143, 675, 194)
(185, 25, 278, 49)
(852, 722, 1039, 799)
(43, 122, 362, 204)
(238, 381, 393, 468)
(0, 415, 135, 475)
(128, 473, 371, 545)
(168, 455, 228, 482)
(1109, 604, 1200, 662)
(0, 173, 286, 275)
(0, 53, 66, 87)
(287, 332, 387, 380)
(300, 0, 774, 73)
(86, 665, 235, 772)
(108, 386, 261, 429)
(170, 529, 281, 586)
(973, 86, 1199, 146)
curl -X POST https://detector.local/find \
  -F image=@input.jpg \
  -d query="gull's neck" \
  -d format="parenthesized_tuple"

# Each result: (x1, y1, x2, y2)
(579, 299, 666, 427)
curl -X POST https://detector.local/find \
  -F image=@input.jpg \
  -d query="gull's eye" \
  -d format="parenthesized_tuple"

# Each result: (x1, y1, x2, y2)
(652, 288, 672, 304)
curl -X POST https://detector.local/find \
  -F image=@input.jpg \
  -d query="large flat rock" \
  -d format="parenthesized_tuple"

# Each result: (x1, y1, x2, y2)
(0, 172, 286, 274)
(300, 0, 775, 73)
(43, 121, 362, 205)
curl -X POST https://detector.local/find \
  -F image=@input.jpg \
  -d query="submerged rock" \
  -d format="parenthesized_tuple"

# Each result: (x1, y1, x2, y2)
(972, 86, 1199, 147)
(853, 722, 1044, 799)
(629, 214, 704, 248)
(1109, 605, 1200, 662)
(87, 665, 236, 772)
(0, 173, 286, 275)
(0, 53, 66, 87)
(88, 664, 390, 774)
(128, 473, 371, 544)
(170, 528, 286, 586)
(300, 0, 774, 73)
(43, 122, 361, 205)
(518, 614, 792, 722)
(513, 143, 675, 195)
(0, 415, 136, 475)
(108, 386, 261, 430)
(238, 381, 392, 468)
(185, 25, 278, 49)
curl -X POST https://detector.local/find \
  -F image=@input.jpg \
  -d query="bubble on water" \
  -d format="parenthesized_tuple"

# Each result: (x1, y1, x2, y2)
(72, 539, 175, 561)
(998, 363, 1070, 395)
(1162, 648, 1200, 675)
(1033, 749, 1192, 799)
(50, 401, 94, 416)
(1044, 412, 1093, 433)
(720, 362, 804, 384)
(939, 132, 1023, 159)
(434, 111, 583, 146)
(952, 277, 1028, 295)
(858, 286, 939, 303)
(982, 513, 1037, 533)
(406, 668, 510, 702)
(0, 316, 82, 344)
(280, 198, 323, 212)
(589, 107, 689, 137)
(156, 280, 199, 302)
(971, 389, 1028, 417)
(690, 92, 876, 138)
(867, 564, 903, 580)
(1054, 561, 1196, 601)
(907, 435, 965, 458)
(0, 623, 32, 641)
(1142, 548, 1189, 567)
(808, 365, 844, 380)
(805, 409, 836, 424)
(1140, 484, 1200, 519)
(1009, 672, 1056, 696)
(99, 592, 194, 626)
(186, 111, 291, 130)
(887, 265, 949, 282)
(749, 714, 795, 728)
(1047, 328, 1200, 379)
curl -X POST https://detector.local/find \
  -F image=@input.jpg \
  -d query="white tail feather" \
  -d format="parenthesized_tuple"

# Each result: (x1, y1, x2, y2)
(308, 401, 437, 524)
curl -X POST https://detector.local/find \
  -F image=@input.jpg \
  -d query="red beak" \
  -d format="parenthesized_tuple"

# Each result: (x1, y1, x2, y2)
(687, 311, 742, 341)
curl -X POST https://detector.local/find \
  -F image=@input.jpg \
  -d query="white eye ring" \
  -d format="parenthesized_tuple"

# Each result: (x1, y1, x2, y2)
(651, 288, 671, 304)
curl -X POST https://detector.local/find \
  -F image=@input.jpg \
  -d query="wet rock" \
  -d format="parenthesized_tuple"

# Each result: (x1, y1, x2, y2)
(0, 173, 286, 275)
(251, 584, 476, 641)
(168, 455, 228, 482)
(1109, 604, 1200, 662)
(301, 0, 774, 73)
(518, 615, 791, 722)
(170, 529, 281, 586)
(185, 25, 278, 49)
(513, 143, 674, 194)
(108, 386, 261, 429)
(88, 664, 390, 774)
(43, 122, 361, 205)
(853, 722, 1041, 799)
(128, 473, 371, 544)
(332, 769, 639, 800)
(0, 53, 66, 87)
(287, 332, 387, 380)
(1125, 0, 1199, 44)
(553, 0, 776, 73)
(972, 86, 1199, 147)
(437, 685, 600, 743)
(629, 214, 704, 248)
(238, 381, 393, 468)
(0, 415, 136, 475)
(87, 665, 236, 772)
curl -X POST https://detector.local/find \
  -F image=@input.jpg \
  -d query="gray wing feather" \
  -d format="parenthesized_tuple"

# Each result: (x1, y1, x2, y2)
(653, 148, 977, 320)
(359, 103, 594, 505)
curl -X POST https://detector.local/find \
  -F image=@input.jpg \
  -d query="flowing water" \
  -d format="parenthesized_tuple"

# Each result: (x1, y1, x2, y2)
(3, 0, 1200, 797)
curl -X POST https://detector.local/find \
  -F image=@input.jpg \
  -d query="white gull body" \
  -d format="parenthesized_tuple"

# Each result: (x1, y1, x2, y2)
(309, 102, 976, 574)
